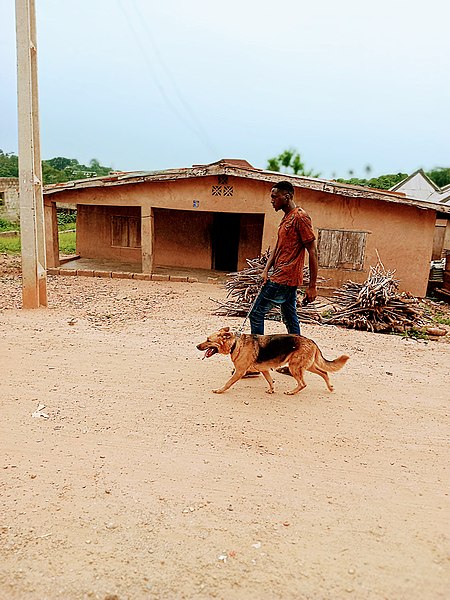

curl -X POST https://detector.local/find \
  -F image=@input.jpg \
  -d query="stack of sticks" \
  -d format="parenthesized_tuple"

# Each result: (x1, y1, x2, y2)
(322, 261, 429, 332)
(210, 250, 325, 324)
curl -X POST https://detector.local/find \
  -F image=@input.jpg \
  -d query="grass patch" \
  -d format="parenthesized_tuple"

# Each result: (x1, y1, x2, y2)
(58, 222, 76, 232)
(59, 231, 76, 254)
(399, 328, 429, 340)
(433, 315, 450, 326)
(0, 231, 76, 255)
(0, 217, 76, 233)
(0, 236, 21, 254)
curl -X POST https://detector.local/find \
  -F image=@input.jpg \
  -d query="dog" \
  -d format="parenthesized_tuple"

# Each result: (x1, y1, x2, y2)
(197, 327, 349, 395)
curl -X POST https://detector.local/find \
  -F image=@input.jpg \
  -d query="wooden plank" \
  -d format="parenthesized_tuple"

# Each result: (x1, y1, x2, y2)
(128, 217, 141, 248)
(318, 228, 366, 271)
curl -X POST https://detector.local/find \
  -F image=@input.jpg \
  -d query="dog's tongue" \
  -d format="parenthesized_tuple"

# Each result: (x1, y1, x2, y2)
(202, 348, 216, 359)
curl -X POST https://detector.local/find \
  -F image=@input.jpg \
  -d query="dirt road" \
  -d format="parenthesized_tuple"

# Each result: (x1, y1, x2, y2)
(1, 265, 449, 599)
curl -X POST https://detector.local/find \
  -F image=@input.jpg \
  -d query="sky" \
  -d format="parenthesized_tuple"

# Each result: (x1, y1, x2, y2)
(1, 0, 449, 179)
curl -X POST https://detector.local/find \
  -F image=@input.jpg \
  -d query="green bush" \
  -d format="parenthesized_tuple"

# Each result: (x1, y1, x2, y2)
(0, 218, 19, 232)
(0, 215, 76, 232)
(56, 210, 77, 226)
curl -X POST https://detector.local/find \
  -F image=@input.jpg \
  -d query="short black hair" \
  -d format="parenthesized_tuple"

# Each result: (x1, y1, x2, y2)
(273, 181, 294, 195)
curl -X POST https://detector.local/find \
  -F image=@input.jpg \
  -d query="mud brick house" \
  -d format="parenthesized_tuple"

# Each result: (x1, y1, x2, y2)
(43, 159, 450, 297)
(0, 177, 20, 222)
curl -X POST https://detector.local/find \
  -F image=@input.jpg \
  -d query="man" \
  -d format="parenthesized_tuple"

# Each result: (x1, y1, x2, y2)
(249, 181, 318, 336)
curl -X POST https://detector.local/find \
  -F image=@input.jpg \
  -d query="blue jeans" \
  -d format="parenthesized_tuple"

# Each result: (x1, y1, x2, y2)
(249, 281, 300, 335)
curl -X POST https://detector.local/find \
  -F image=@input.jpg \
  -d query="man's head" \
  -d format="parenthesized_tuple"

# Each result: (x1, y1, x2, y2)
(271, 181, 295, 211)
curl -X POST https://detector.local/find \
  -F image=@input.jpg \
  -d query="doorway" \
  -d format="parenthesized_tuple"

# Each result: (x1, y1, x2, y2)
(212, 213, 241, 271)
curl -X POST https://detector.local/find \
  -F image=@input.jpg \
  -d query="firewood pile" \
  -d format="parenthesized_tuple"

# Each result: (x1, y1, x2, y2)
(210, 253, 433, 335)
(210, 250, 326, 324)
(322, 261, 431, 333)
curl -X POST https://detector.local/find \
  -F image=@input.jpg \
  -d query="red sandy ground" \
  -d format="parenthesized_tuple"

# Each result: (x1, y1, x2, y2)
(0, 255, 449, 600)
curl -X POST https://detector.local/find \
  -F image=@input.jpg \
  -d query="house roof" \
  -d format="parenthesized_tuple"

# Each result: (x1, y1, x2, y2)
(44, 159, 450, 214)
(390, 168, 450, 207)
(390, 168, 440, 193)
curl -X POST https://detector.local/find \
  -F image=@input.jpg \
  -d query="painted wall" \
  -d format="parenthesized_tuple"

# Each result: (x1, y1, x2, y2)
(237, 213, 265, 269)
(297, 188, 435, 296)
(48, 174, 436, 296)
(153, 208, 213, 269)
(77, 205, 142, 263)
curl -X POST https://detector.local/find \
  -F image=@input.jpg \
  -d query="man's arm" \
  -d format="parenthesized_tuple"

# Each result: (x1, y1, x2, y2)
(304, 239, 318, 302)
(261, 247, 276, 283)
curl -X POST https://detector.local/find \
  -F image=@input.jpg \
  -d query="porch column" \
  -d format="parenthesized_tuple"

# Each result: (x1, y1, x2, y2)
(44, 199, 59, 267)
(141, 207, 154, 274)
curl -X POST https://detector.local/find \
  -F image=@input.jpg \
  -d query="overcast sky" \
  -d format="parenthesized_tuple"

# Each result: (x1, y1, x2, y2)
(1, 0, 449, 178)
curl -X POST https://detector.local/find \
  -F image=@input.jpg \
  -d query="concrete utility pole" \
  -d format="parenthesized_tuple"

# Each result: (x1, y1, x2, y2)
(15, 0, 47, 308)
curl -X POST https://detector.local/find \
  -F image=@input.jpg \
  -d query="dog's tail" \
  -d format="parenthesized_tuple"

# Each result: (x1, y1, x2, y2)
(315, 349, 350, 372)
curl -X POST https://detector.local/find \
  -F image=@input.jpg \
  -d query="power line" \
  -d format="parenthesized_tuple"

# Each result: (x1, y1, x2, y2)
(117, 0, 217, 155)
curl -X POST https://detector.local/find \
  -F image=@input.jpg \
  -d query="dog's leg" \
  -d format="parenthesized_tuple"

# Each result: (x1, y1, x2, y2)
(308, 365, 334, 391)
(284, 364, 307, 395)
(212, 370, 246, 394)
(261, 370, 274, 394)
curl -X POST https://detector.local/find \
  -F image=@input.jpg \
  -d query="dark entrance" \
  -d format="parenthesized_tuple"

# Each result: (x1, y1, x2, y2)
(212, 213, 241, 271)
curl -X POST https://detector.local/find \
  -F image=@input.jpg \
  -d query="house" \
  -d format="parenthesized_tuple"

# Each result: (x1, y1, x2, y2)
(0, 177, 20, 222)
(390, 169, 450, 260)
(43, 159, 450, 297)
(390, 169, 450, 205)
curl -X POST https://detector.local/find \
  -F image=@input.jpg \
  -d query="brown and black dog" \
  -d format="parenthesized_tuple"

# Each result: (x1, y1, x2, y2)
(197, 327, 349, 395)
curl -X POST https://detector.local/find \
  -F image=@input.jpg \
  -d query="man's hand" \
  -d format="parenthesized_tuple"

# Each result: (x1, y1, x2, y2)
(261, 268, 270, 284)
(303, 285, 317, 304)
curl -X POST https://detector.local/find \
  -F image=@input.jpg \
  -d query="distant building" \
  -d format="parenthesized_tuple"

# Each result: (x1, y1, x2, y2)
(0, 178, 19, 222)
(390, 170, 450, 260)
(390, 169, 450, 205)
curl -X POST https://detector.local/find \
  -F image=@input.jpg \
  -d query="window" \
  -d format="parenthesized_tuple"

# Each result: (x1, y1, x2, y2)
(0, 192, 5, 206)
(317, 229, 367, 270)
(111, 215, 141, 248)
(211, 175, 233, 196)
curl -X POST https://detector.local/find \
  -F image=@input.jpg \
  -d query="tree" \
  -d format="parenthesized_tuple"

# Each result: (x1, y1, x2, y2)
(336, 173, 408, 190)
(0, 150, 115, 184)
(266, 148, 320, 177)
(426, 167, 450, 188)
(0, 150, 19, 177)
(267, 157, 281, 172)
(89, 158, 101, 170)
(46, 157, 78, 171)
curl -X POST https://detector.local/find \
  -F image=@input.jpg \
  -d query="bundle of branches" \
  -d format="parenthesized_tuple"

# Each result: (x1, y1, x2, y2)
(322, 261, 430, 333)
(210, 250, 325, 324)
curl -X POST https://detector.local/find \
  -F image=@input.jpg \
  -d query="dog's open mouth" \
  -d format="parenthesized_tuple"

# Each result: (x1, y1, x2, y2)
(203, 347, 218, 359)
